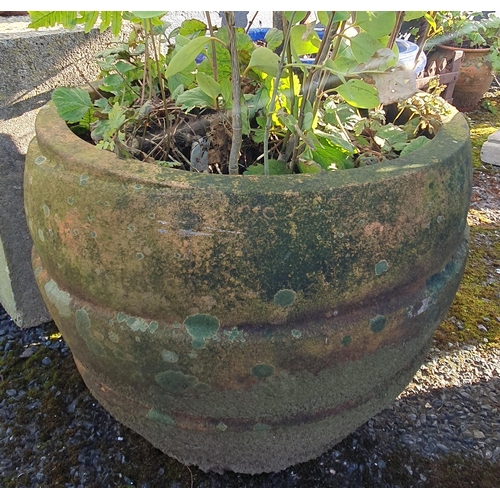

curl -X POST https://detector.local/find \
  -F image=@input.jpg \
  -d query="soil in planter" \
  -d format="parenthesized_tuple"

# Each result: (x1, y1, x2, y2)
(76, 93, 438, 175)
(97, 99, 278, 175)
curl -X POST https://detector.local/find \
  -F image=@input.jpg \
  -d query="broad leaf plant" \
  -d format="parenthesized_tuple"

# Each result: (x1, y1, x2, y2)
(28, 11, 448, 174)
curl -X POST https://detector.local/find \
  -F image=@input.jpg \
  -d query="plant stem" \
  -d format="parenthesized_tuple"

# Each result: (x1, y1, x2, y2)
(245, 11, 259, 33)
(148, 20, 170, 156)
(387, 11, 405, 50)
(412, 12, 434, 71)
(205, 12, 218, 83)
(263, 12, 295, 175)
(312, 18, 347, 118)
(225, 12, 242, 175)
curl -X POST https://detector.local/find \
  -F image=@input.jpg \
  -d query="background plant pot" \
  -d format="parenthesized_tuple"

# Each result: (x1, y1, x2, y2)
(434, 44, 495, 111)
(24, 100, 472, 474)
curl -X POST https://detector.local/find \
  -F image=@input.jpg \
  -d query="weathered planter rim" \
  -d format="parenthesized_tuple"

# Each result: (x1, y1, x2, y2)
(33, 96, 468, 193)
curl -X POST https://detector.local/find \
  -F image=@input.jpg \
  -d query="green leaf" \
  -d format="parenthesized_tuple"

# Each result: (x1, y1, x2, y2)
(196, 73, 222, 101)
(131, 11, 167, 19)
(352, 48, 398, 74)
(315, 129, 355, 155)
(377, 124, 407, 144)
(336, 80, 380, 109)
(244, 86, 270, 119)
(265, 28, 284, 52)
(350, 32, 383, 63)
(355, 11, 396, 38)
(82, 11, 99, 32)
(28, 11, 79, 30)
(165, 36, 211, 79)
(248, 47, 280, 76)
(108, 103, 126, 131)
(404, 12, 425, 22)
(290, 25, 321, 56)
(399, 136, 430, 157)
(99, 12, 123, 36)
(317, 12, 332, 26)
(115, 60, 136, 74)
(324, 57, 359, 76)
(220, 78, 233, 107)
(333, 12, 351, 22)
(276, 108, 299, 131)
(243, 160, 290, 175)
(179, 18, 207, 36)
(52, 87, 93, 123)
(94, 97, 111, 112)
(284, 12, 308, 23)
(312, 136, 354, 170)
(176, 87, 215, 112)
(298, 158, 323, 173)
(102, 74, 124, 90)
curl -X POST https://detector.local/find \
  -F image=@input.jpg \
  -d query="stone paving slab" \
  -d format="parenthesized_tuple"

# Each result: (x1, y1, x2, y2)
(481, 129, 500, 166)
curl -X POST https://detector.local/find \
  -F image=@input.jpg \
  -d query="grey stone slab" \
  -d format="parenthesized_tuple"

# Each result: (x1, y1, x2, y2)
(480, 129, 500, 166)
(0, 24, 116, 327)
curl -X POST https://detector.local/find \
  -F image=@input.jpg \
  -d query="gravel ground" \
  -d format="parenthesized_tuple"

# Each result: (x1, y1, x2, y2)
(1, 306, 499, 488)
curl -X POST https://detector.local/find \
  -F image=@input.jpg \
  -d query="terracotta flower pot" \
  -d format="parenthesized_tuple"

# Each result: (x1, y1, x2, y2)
(24, 99, 472, 474)
(435, 44, 495, 111)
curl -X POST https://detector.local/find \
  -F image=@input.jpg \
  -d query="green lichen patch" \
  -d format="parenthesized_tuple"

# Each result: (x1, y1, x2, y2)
(251, 364, 275, 379)
(183, 314, 220, 349)
(341, 335, 352, 347)
(146, 409, 175, 426)
(75, 308, 91, 336)
(116, 312, 127, 323)
(223, 327, 244, 341)
(375, 260, 388, 275)
(161, 350, 179, 363)
(79, 173, 89, 186)
(369, 315, 386, 333)
(118, 313, 151, 332)
(155, 370, 198, 394)
(273, 289, 296, 307)
(75, 308, 106, 357)
(253, 423, 271, 431)
(44, 279, 72, 318)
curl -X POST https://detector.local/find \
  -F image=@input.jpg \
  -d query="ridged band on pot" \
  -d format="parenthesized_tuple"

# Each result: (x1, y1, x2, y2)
(436, 44, 495, 111)
(24, 100, 472, 474)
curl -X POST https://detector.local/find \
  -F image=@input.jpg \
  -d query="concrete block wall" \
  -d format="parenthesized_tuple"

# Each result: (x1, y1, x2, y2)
(0, 20, 119, 327)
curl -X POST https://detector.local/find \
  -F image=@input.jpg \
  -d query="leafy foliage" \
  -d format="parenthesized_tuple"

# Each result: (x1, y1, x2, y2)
(427, 11, 500, 72)
(28, 10, 447, 174)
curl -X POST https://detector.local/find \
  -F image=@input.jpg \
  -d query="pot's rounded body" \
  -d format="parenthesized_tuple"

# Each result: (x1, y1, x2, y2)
(436, 44, 494, 111)
(24, 101, 472, 474)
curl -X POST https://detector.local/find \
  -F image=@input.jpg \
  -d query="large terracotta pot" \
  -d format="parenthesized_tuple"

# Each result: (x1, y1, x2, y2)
(435, 44, 495, 111)
(24, 100, 472, 474)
